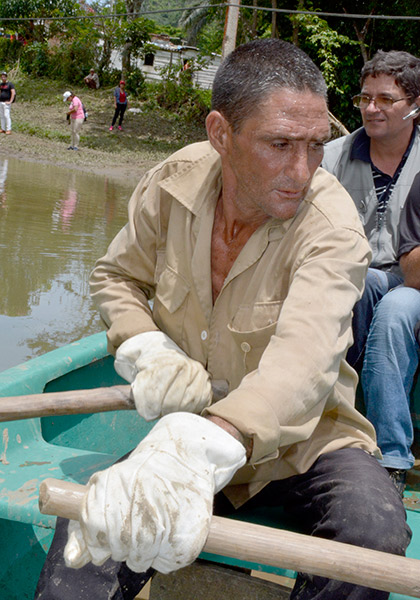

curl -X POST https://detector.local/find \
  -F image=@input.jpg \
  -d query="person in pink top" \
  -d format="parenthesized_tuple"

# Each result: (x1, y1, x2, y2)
(63, 91, 84, 151)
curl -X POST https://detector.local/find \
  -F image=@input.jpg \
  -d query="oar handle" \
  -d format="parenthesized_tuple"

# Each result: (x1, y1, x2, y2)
(39, 477, 420, 597)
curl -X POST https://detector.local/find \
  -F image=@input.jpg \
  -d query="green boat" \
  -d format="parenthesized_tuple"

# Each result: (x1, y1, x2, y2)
(1, 332, 420, 599)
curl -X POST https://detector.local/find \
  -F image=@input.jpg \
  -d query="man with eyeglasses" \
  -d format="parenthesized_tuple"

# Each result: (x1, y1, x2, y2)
(323, 50, 420, 495)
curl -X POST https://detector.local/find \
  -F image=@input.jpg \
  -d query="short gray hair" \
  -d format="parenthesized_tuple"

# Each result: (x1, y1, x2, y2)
(211, 39, 327, 132)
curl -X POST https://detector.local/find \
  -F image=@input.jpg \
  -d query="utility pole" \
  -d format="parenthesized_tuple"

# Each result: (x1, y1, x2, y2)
(221, 0, 241, 59)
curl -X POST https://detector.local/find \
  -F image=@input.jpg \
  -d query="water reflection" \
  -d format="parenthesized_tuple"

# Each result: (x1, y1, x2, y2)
(0, 157, 135, 372)
(0, 158, 8, 208)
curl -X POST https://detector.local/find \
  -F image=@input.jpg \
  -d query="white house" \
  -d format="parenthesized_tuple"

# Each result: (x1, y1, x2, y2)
(110, 34, 222, 90)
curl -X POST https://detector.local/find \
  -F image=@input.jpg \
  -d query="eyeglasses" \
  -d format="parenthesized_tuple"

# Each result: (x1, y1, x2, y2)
(352, 94, 409, 111)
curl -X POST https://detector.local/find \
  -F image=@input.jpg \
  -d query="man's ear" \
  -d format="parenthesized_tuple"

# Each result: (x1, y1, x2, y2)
(206, 110, 231, 155)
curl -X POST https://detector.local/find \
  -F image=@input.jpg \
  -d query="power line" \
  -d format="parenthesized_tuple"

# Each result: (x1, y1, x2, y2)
(1, 2, 420, 23)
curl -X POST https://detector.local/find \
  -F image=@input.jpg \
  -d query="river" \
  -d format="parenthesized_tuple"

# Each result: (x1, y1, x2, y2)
(0, 156, 136, 372)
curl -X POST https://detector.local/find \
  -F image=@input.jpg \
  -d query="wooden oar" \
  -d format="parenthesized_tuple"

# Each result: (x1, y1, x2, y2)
(0, 385, 134, 422)
(39, 477, 420, 597)
(0, 381, 229, 422)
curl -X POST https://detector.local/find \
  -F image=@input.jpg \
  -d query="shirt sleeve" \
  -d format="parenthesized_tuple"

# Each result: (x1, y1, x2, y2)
(89, 163, 171, 353)
(398, 171, 420, 258)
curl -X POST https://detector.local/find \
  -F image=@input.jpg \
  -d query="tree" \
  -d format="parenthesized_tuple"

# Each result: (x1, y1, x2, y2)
(118, 16, 152, 74)
(291, 10, 357, 92)
(0, 0, 80, 42)
(178, 0, 224, 47)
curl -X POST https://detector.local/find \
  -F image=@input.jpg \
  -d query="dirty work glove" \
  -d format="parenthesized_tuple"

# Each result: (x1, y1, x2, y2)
(64, 413, 246, 573)
(114, 331, 213, 421)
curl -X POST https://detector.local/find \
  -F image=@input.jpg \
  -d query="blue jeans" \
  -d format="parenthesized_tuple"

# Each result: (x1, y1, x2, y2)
(362, 285, 420, 470)
(347, 268, 403, 369)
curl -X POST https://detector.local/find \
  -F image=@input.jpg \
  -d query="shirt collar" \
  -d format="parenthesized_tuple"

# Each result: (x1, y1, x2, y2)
(350, 126, 417, 163)
(158, 142, 222, 215)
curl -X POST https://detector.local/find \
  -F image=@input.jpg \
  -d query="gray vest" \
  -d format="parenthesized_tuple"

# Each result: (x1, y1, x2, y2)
(322, 126, 420, 273)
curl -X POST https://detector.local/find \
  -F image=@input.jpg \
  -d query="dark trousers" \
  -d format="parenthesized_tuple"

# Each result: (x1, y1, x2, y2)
(111, 103, 126, 127)
(34, 448, 411, 600)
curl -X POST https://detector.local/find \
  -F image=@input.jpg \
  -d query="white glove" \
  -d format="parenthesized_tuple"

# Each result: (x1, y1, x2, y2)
(114, 331, 213, 421)
(64, 413, 246, 573)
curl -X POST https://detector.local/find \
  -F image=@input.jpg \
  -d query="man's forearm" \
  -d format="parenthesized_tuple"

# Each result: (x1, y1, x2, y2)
(400, 247, 420, 289)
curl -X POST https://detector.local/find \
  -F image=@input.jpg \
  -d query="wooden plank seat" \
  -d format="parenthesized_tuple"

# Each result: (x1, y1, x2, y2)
(1, 332, 420, 599)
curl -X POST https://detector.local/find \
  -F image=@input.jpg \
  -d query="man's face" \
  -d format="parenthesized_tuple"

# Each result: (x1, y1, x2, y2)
(223, 88, 330, 221)
(1, 75, 6, 84)
(360, 74, 414, 142)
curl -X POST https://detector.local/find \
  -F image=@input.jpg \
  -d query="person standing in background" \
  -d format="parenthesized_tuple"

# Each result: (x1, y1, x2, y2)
(109, 80, 128, 131)
(63, 91, 84, 151)
(0, 72, 15, 135)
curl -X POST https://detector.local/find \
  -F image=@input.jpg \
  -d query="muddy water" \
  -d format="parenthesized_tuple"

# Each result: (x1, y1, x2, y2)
(0, 157, 137, 372)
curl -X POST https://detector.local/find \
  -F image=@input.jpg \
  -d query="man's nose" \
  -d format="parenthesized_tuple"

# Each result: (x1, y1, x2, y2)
(285, 150, 311, 185)
(365, 98, 381, 113)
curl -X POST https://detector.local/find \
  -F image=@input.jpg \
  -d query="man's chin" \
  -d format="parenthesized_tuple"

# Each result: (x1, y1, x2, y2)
(364, 122, 386, 137)
(268, 199, 302, 221)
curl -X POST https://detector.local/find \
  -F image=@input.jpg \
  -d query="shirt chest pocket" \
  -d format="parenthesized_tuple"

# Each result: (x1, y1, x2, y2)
(228, 301, 283, 374)
(153, 267, 190, 343)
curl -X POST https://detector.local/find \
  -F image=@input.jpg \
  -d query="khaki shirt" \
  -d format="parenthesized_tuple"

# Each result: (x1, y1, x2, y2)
(90, 141, 379, 506)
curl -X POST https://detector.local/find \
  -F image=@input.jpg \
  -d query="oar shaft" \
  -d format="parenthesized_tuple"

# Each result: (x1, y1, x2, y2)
(39, 478, 420, 598)
(0, 380, 229, 422)
(0, 385, 134, 422)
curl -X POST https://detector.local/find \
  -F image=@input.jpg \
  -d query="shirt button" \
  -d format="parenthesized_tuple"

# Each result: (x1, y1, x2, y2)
(201, 330, 208, 341)
(241, 342, 251, 353)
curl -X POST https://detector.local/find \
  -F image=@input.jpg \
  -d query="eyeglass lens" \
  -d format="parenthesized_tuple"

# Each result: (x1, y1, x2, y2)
(353, 95, 403, 110)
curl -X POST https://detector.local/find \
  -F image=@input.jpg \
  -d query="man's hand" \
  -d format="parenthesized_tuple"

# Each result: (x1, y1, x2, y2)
(114, 331, 213, 420)
(64, 413, 246, 573)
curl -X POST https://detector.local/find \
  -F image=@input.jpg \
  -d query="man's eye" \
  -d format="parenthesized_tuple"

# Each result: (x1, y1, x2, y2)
(271, 142, 288, 149)
(375, 96, 393, 106)
(310, 142, 325, 151)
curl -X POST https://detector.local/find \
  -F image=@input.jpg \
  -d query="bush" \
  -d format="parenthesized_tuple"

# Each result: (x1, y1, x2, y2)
(0, 37, 24, 69)
(99, 68, 121, 88)
(125, 68, 146, 97)
(49, 39, 96, 85)
(149, 59, 212, 125)
(21, 42, 50, 77)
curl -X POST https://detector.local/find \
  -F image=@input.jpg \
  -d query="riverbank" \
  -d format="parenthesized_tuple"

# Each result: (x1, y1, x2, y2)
(0, 76, 208, 187)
